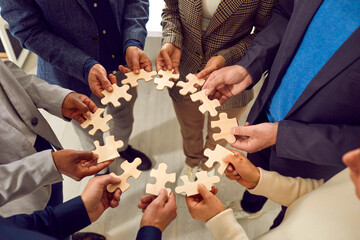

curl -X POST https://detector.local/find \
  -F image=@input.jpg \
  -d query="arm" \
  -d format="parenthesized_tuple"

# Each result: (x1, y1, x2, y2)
(236, 0, 293, 85)
(161, 0, 183, 49)
(249, 168, 324, 207)
(0, 0, 92, 83)
(217, 0, 277, 66)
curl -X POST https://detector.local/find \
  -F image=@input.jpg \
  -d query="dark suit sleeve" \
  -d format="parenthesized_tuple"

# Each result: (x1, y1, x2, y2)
(236, 0, 294, 84)
(136, 226, 162, 240)
(3, 196, 91, 239)
(0, 0, 91, 83)
(276, 120, 360, 167)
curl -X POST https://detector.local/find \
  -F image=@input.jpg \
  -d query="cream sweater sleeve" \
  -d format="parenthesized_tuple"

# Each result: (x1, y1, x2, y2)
(249, 168, 325, 207)
(206, 209, 250, 240)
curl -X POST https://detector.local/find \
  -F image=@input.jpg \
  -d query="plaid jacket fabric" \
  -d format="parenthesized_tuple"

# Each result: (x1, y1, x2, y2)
(161, 0, 276, 108)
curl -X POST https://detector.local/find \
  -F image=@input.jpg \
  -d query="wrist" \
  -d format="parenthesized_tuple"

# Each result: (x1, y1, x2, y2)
(83, 58, 99, 82)
(80, 194, 96, 223)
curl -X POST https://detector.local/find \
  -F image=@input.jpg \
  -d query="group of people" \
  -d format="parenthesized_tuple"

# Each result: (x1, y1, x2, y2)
(0, 0, 359, 239)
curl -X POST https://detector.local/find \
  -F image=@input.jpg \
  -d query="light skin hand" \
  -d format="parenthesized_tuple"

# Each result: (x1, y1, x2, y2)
(230, 122, 279, 153)
(343, 148, 360, 199)
(155, 43, 181, 73)
(52, 150, 113, 181)
(61, 92, 97, 123)
(118, 46, 152, 74)
(197, 55, 226, 80)
(223, 150, 260, 189)
(185, 185, 225, 222)
(88, 64, 116, 98)
(139, 189, 177, 232)
(202, 65, 253, 104)
(81, 175, 122, 222)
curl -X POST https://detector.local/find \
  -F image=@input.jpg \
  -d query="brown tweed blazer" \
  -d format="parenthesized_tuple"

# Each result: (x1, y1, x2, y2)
(161, 0, 276, 109)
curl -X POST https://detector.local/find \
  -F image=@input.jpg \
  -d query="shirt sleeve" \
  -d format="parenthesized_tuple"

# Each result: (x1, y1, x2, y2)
(136, 226, 162, 240)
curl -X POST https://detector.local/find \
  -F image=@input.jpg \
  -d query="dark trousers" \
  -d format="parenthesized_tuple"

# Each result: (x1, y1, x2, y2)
(34, 135, 63, 208)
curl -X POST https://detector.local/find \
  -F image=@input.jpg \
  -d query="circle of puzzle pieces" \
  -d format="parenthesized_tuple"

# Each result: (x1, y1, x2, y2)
(190, 90, 220, 117)
(121, 69, 157, 87)
(204, 145, 234, 175)
(175, 171, 220, 196)
(211, 112, 238, 143)
(92, 136, 124, 163)
(176, 73, 205, 96)
(80, 108, 113, 135)
(146, 163, 176, 196)
(101, 84, 132, 107)
(154, 69, 179, 91)
(107, 158, 143, 193)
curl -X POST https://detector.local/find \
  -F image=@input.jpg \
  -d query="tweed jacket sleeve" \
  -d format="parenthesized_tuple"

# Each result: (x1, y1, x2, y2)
(161, 0, 183, 49)
(217, 0, 277, 66)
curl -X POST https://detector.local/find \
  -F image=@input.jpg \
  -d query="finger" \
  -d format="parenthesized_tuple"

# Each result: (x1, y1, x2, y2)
(185, 195, 198, 208)
(98, 73, 113, 93)
(109, 189, 122, 208)
(138, 202, 151, 210)
(140, 195, 156, 204)
(152, 189, 169, 207)
(202, 73, 225, 96)
(108, 74, 117, 85)
(131, 55, 140, 73)
(166, 192, 176, 207)
(197, 66, 215, 79)
(231, 126, 252, 137)
(197, 184, 214, 202)
(94, 174, 121, 189)
(74, 151, 97, 162)
(160, 50, 173, 70)
(70, 94, 89, 115)
(155, 56, 164, 72)
(83, 160, 113, 176)
(81, 96, 97, 115)
(118, 65, 132, 73)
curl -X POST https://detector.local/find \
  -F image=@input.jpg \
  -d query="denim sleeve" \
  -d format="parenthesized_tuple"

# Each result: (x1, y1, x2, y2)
(123, 39, 144, 54)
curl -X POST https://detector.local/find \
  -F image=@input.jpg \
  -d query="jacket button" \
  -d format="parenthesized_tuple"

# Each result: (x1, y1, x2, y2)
(92, 35, 99, 41)
(31, 117, 38, 126)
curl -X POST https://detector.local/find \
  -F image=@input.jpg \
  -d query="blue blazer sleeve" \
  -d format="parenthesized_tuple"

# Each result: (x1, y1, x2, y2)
(2, 196, 91, 240)
(136, 226, 162, 240)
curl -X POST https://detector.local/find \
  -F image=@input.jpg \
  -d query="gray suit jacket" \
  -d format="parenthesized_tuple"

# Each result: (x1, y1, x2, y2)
(0, 60, 71, 217)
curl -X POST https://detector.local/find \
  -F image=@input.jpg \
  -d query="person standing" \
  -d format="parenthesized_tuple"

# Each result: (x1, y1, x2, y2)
(0, 0, 153, 170)
(156, 0, 276, 182)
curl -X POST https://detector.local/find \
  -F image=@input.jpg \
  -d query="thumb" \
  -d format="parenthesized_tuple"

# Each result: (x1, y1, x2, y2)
(198, 66, 215, 79)
(71, 94, 91, 114)
(96, 174, 122, 188)
(98, 71, 113, 92)
(231, 126, 252, 136)
(131, 55, 140, 73)
(153, 189, 169, 206)
(197, 184, 214, 202)
(75, 151, 97, 162)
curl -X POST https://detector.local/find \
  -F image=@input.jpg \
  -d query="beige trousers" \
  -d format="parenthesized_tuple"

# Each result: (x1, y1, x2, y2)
(173, 95, 247, 170)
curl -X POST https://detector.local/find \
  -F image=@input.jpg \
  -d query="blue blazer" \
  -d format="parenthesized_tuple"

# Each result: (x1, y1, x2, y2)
(0, 196, 162, 240)
(0, 0, 149, 96)
(237, 0, 360, 180)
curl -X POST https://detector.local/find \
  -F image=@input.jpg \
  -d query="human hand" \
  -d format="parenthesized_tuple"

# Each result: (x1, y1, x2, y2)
(231, 122, 278, 153)
(88, 64, 116, 98)
(202, 65, 253, 104)
(52, 150, 112, 181)
(119, 46, 152, 74)
(81, 174, 122, 222)
(197, 55, 226, 79)
(61, 92, 97, 123)
(155, 43, 181, 73)
(223, 150, 260, 189)
(139, 189, 177, 232)
(185, 185, 225, 222)
(343, 148, 360, 199)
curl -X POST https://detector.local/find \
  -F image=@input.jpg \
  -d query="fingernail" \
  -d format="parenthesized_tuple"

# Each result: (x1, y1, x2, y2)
(85, 111, 92, 119)
(204, 89, 210, 95)
(107, 86, 113, 92)
(93, 153, 99, 159)
(231, 127, 237, 134)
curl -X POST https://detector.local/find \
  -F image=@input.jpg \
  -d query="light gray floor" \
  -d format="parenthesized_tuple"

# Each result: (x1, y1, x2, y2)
(30, 37, 281, 240)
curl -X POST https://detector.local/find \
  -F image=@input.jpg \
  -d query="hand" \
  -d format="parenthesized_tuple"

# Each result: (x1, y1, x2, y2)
(197, 55, 226, 79)
(81, 174, 122, 222)
(155, 43, 181, 73)
(88, 64, 116, 98)
(139, 189, 177, 232)
(119, 46, 152, 74)
(231, 122, 278, 153)
(223, 150, 260, 189)
(202, 65, 253, 104)
(343, 148, 360, 199)
(61, 92, 97, 123)
(52, 150, 112, 181)
(185, 185, 225, 222)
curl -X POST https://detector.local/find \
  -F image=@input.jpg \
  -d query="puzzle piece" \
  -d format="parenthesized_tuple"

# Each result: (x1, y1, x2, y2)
(101, 84, 132, 107)
(121, 69, 157, 87)
(211, 112, 238, 143)
(190, 90, 220, 117)
(146, 163, 176, 196)
(175, 171, 220, 196)
(176, 73, 205, 95)
(80, 108, 113, 135)
(204, 145, 235, 175)
(153, 69, 179, 91)
(107, 158, 143, 193)
(92, 136, 124, 163)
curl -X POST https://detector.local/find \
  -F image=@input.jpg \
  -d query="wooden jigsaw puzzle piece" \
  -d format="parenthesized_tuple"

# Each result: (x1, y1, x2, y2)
(92, 136, 124, 163)
(211, 112, 238, 143)
(153, 70, 179, 91)
(80, 108, 113, 135)
(176, 73, 205, 96)
(190, 90, 220, 117)
(121, 69, 157, 87)
(146, 163, 176, 196)
(101, 84, 132, 107)
(204, 145, 234, 175)
(175, 171, 220, 196)
(107, 158, 143, 193)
